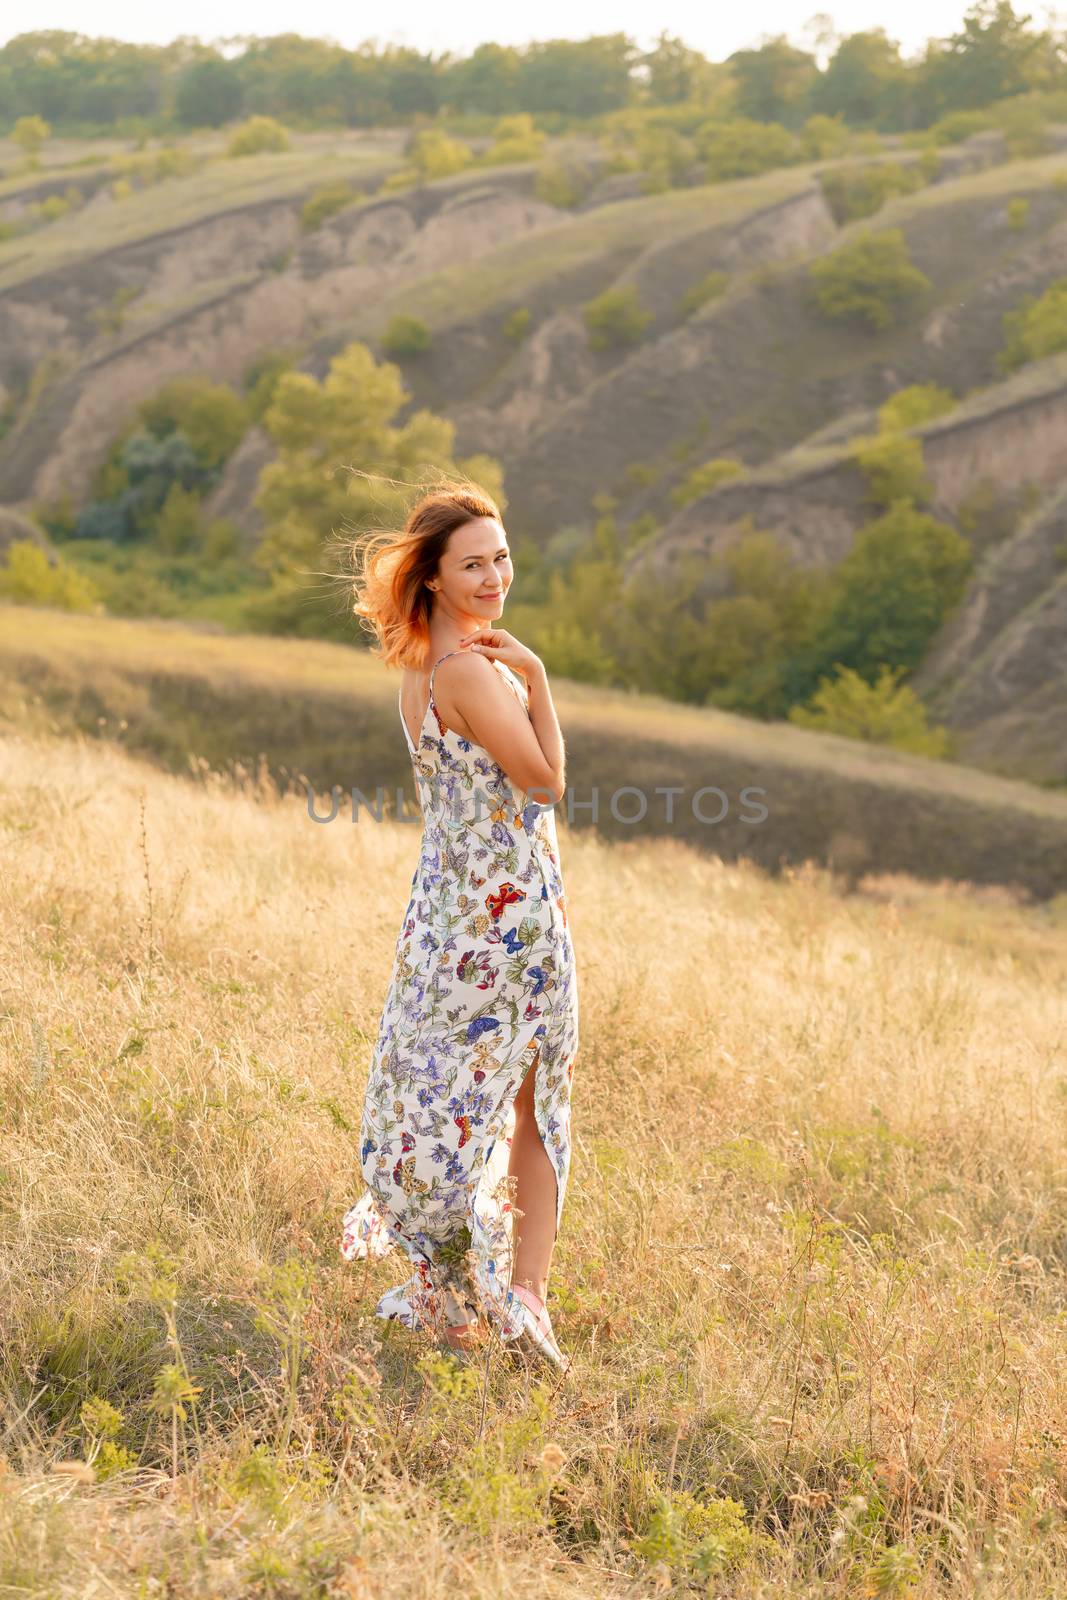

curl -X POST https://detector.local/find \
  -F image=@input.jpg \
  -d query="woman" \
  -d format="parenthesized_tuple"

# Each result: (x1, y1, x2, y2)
(340, 478, 579, 1373)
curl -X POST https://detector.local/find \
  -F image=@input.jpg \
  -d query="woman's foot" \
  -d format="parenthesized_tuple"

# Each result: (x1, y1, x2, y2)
(505, 1283, 571, 1375)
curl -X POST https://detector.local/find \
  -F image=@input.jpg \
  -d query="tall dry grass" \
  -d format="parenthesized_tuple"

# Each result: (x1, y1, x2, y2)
(1, 727, 1065, 1597)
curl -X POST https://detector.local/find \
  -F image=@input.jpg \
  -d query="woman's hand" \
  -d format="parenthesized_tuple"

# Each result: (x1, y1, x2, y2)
(458, 627, 541, 684)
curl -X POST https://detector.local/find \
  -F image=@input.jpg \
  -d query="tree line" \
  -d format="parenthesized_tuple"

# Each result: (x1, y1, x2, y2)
(2, 4, 1067, 135)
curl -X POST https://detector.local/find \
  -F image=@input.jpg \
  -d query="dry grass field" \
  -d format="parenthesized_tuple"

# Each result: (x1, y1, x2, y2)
(1, 721, 1066, 1597)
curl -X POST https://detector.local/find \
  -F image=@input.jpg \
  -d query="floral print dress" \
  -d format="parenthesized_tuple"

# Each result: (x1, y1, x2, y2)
(340, 649, 579, 1338)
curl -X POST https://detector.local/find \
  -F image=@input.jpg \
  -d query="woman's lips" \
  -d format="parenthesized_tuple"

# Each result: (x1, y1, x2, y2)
(476, 592, 501, 599)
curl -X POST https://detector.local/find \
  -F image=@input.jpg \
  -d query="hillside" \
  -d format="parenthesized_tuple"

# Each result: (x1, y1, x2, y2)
(4, 602, 1067, 898)
(2, 125, 1067, 784)
(2, 720, 1066, 1592)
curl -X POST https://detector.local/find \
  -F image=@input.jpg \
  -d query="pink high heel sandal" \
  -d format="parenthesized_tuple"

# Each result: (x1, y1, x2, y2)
(504, 1283, 571, 1374)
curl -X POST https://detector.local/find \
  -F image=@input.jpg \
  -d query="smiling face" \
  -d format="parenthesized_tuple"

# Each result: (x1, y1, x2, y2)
(429, 515, 513, 625)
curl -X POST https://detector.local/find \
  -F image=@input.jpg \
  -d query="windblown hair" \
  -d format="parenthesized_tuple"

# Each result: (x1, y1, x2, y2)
(345, 474, 502, 671)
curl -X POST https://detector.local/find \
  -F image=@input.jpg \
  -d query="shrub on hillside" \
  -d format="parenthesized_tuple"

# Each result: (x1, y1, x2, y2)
(479, 113, 545, 165)
(808, 228, 931, 331)
(877, 383, 955, 432)
(0, 540, 99, 611)
(533, 157, 591, 208)
(140, 377, 248, 470)
(1006, 196, 1030, 230)
(799, 113, 850, 159)
(583, 285, 652, 350)
(381, 315, 431, 357)
(243, 349, 296, 421)
(300, 181, 361, 232)
(696, 117, 798, 181)
(227, 116, 290, 157)
(851, 433, 932, 508)
(73, 378, 249, 544)
(807, 499, 973, 685)
(407, 129, 472, 180)
(818, 159, 927, 224)
(678, 270, 729, 318)
(926, 109, 992, 145)
(12, 114, 49, 166)
(671, 457, 747, 507)
(503, 307, 532, 342)
(788, 663, 950, 756)
(998, 275, 1067, 370)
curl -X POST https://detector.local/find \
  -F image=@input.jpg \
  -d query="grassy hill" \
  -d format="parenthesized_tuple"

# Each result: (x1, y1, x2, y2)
(1, 718, 1065, 1592)
(4, 602, 1067, 898)
(3, 123, 1067, 788)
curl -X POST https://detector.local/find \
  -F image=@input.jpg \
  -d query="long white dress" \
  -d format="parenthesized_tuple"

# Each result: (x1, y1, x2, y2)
(340, 649, 579, 1338)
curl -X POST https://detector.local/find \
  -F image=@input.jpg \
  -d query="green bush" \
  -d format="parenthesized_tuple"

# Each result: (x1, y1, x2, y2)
(381, 314, 431, 357)
(36, 194, 71, 223)
(877, 383, 955, 432)
(139, 376, 248, 471)
(809, 499, 973, 684)
(407, 128, 472, 180)
(926, 109, 993, 145)
(671, 457, 746, 507)
(479, 113, 545, 165)
(243, 349, 296, 422)
(226, 116, 289, 157)
(998, 275, 1067, 370)
(503, 307, 532, 342)
(582, 285, 652, 350)
(808, 228, 931, 331)
(678, 269, 729, 318)
(819, 160, 927, 224)
(0, 540, 99, 611)
(788, 663, 950, 756)
(799, 112, 850, 159)
(12, 113, 49, 165)
(533, 157, 591, 208)
(696, 117, 798, 181)
(851, 433, 932, 508)
(1006, 196, 1030, 231)
(300, 181, 360, 232)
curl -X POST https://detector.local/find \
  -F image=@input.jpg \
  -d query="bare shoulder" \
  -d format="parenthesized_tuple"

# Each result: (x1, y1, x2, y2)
(433, 650, 510, 738)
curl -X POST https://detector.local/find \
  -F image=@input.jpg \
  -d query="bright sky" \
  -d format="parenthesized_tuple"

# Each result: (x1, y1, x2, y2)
(7, 2, 1062, 65)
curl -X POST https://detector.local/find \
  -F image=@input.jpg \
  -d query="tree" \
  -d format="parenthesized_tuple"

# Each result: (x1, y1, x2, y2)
(788, 663, 950, 754)
(809, 30, 910, 129)
(807, 500, 972, 684)
(998, 275, 1067, 369)
(808, 229, 931, 330)
(139, 377, 248, 470)
(11, 113, 49, 166)
(441, 44, 520, 115)
(516, 35, 638, 117)
(641, 32, 719, 106)
(253, 340, 504, 597)
(726, 37, 819, 126)
(175, 57, 243, 127)
(916, 0, 1056, 119)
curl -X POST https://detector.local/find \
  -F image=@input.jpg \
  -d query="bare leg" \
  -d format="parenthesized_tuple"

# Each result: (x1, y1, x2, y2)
(443, 1056, 557, 1352)
(506, 1054, 558, 1302)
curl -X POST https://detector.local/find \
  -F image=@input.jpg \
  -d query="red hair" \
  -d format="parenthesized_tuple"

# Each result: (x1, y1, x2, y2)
(344, 473, 503, 670)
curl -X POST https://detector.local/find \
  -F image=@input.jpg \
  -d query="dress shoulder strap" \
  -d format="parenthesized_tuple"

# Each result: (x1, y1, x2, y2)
(428, 649, 462, 699)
